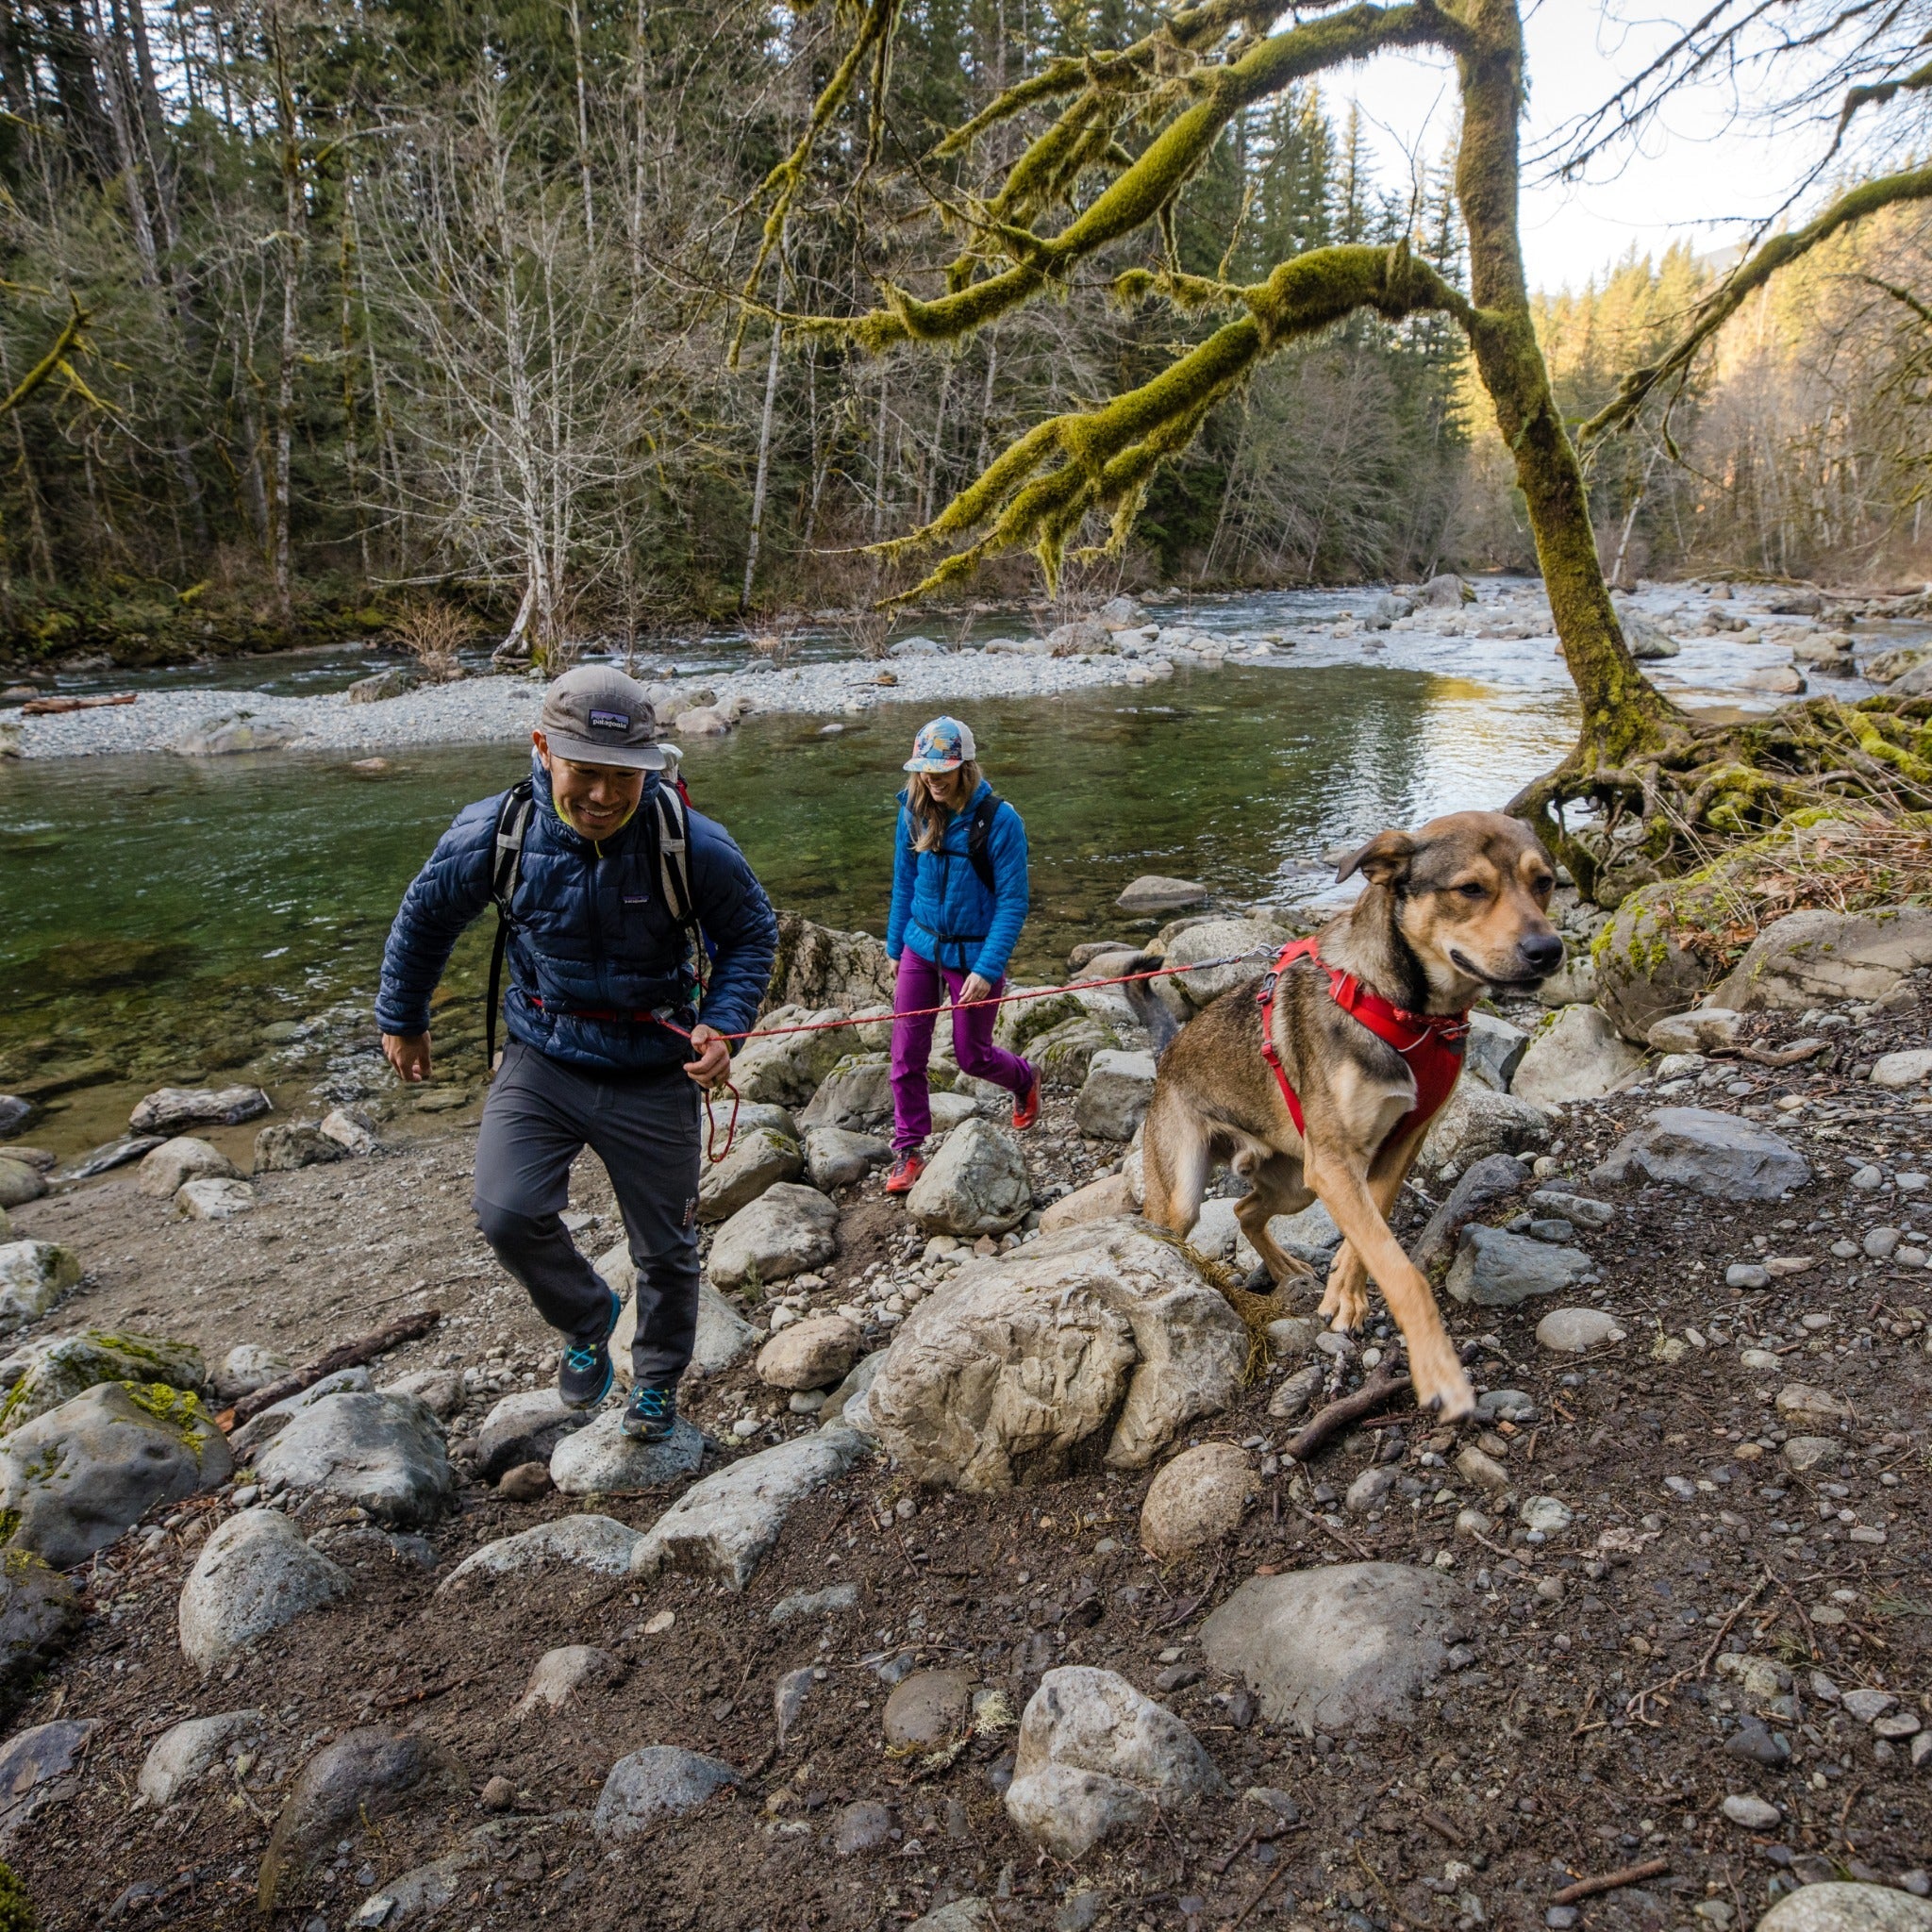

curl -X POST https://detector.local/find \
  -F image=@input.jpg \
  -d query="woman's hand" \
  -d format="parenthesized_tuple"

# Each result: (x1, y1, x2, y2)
(685, 1024, 732, 1089)
(383, 1032, 432, 1083)
(958, 973, 994, 1007)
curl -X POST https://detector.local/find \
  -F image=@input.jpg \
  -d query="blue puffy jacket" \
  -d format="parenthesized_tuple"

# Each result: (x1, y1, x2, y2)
(376, 754, 777, 1074)
(885, 778, 1029, 979)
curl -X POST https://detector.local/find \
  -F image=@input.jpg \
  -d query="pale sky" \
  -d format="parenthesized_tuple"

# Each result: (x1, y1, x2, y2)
(1328, 0, 1840, 292)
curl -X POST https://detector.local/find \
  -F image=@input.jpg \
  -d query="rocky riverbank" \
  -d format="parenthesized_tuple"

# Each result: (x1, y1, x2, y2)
(3, 575, 1918, 761)
(0, 894, 1927, 1932)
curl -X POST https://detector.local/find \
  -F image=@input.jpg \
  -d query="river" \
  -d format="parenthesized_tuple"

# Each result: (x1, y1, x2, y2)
(0, 579, 1909, 1158)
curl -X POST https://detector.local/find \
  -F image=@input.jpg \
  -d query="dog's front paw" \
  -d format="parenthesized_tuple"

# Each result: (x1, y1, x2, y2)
(1319, 1274, 1369, 1331)
(1410, 1340, 1474, 1420)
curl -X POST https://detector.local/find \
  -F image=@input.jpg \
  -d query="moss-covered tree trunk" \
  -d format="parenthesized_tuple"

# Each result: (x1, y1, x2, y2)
(1452, 0, 1676, 791)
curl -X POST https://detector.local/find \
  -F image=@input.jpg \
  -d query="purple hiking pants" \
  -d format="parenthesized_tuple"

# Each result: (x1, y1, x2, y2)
(890, 947, 1035, 1152)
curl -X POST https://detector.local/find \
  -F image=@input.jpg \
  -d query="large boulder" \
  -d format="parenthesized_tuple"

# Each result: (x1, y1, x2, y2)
(1463, 1013, 1529, 1091)
(765, 913, 895, 1015)
(1509, 1006, 1645, 1107)
(177, 1507, 351, 1672)
(1164, 921, 1272, 1008)
(0, 1329, 205, 1435)
(797, 1055, 894, 1130)
(805, 1126, 890, 1191)
(1039, 1174, 1139, 1233)
(600, 1243, 758, 1376)
(176, 1177, 256, 1220)
(757, 1314, 863, 1391)
(905, 1119, 1033, 1236)
(1418, 1083, 1550, 1172)
(707, 1184, 840, 1291)
(1116, 875, 1208, 915)
(1593, 890, 1721, 1041)
(731, 1008, 851, 1108)
(549, 1410, 705, 1494)
(212, 1342, 291, 1404)
(0, 1382, 232, 1568)
(254, 1391, 454, 1526)
(697, 1125, 804, 1224)
(1140, 1442, 1255, 1557)
(629, 1424, 869, 1590)
(1199, 1562, 1468, 1735)
(138, 1709, 265, 1808)
(1715, 906, 1932, 1011)
(0, 1241, 81, 1335)
(0, 1719, 96, 1843)
(467, 1389, 586, 1482)
(227, 1367, 373, 1457)
(1444, 1224, 1598, 1307)
(593, 1747, 739, 1840)
(1755, 1886, 1932, 1932)
(0, 1552, 79, 1705)
(1046, 619, 1113, 657)
(128, 1084, 271, 1135)
(438, 1513, 644, 1592)
(136, 1137, 240, 1197)
(252, 1123, 349, 1174)
(868, 1220, 1248, 1489)
(1005, 1667, 1225, 1859)
(1593, 1108, 1811, 1201)
(258, 1727, 459, 1909)
(1074, 1050, 1156, 1141)
(0, 1161, 43, 1210)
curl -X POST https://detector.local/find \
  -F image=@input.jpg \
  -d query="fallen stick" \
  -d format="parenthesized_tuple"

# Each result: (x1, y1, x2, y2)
(224, 1307, 442, 1427)
(1550, 1857, 1671, 1907)
(19, 691, 138, 715)
(1284, 1368, 1411, 1462)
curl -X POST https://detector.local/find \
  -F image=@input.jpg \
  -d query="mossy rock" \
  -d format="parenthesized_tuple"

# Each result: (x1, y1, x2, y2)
(1591, 809, 1932, 1041)
(994, 990, 1088, 1056)
(0, 1862, 37, 1929)
(0, 1330, 206, 1437)
(0, 1381, 231, 1568)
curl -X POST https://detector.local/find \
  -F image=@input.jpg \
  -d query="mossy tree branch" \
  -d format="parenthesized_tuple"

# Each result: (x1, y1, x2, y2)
(788, 1, 1471, 356)
(881, 243, 1474, 596)
(1579, 160, 1932, 443)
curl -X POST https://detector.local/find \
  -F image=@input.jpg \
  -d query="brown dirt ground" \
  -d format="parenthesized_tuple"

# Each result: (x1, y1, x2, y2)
(4, 992, 1930, 1932)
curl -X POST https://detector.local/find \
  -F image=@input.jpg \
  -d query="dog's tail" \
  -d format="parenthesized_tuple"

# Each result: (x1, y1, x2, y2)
(1118, 953, 1185, 1061)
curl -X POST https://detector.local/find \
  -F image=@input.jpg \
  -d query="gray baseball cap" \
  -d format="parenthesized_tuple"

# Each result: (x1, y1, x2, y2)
(539, 665, 672, 770)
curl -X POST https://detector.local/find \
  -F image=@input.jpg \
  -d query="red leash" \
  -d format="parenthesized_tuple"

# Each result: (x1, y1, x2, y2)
(641, 951, 1266, 1166)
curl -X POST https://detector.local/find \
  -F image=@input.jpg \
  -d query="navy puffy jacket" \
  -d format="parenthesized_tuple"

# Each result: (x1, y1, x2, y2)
(885, 778, 1029, 979)
(376, 754, 777, 1074)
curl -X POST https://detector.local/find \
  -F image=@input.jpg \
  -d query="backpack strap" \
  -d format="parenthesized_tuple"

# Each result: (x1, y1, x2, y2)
(650, 783, 706, 997)
(966, 791, 1003, 897)
(485, 780, 535, 1072)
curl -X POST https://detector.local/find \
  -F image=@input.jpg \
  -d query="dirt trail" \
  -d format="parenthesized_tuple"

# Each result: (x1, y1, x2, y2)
(3, 996, 1929, 1932)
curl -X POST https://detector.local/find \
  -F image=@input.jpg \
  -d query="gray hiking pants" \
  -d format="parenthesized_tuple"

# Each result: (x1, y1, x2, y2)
(472, 1037, 702, 1385)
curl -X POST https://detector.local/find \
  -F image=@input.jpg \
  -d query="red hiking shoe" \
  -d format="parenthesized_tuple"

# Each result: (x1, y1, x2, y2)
(885, 1153, 925, 1195)
(1011, 1069, 1041, 1133)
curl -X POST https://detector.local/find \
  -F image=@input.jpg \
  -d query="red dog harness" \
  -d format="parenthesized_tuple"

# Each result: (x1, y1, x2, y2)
(1256, 936, 1470, 1144)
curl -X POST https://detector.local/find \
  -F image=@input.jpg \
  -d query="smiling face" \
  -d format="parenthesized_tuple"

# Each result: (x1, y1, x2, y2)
(533, 728, 646, 840)
(1343, 811, 1564, 994)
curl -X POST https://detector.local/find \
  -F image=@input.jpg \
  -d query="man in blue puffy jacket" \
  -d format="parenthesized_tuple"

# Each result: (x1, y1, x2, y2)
(376, 666, 777, 1442)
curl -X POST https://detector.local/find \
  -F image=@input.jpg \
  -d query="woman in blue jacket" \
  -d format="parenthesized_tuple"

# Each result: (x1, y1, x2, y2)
(884, 715, 1039, 1194)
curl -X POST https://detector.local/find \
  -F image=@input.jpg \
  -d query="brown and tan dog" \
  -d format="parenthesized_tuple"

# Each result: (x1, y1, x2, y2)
(1126, 810, 1563, 1420)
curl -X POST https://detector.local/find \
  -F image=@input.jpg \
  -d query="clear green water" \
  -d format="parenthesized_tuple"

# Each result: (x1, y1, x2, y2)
(0, 665, 1574, 1156)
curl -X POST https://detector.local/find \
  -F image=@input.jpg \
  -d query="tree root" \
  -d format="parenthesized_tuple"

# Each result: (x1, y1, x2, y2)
(1509, 693, 1932, 900)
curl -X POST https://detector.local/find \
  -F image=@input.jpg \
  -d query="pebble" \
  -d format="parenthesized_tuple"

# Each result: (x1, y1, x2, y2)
(1727, 1263, 1771, 1289)
(1722, 1792, 1781, 1829)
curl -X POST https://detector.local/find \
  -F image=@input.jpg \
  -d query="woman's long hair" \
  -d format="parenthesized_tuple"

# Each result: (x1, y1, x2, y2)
(907, 760, 983, 854)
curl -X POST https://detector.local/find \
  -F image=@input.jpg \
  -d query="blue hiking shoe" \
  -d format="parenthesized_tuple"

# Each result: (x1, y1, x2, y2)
(621, 1381, 678, 1443)
(558, 1288, 622, 1409)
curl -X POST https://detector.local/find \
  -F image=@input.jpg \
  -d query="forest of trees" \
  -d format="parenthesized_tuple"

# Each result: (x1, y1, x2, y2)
(0, 0, 1925, 664)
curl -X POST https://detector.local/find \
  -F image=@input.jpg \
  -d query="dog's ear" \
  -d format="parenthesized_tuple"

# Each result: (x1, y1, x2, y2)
(1336, 829, 1417, 885)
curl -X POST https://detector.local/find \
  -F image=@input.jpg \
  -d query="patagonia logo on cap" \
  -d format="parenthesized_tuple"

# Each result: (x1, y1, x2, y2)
(588, 708, 630, 731)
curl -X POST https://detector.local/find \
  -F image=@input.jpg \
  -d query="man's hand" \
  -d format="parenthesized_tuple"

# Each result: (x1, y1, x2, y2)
(684, 1024, 731, 1089)
(958, 973, 994, 1008)
(383, 1031, 432, 1083)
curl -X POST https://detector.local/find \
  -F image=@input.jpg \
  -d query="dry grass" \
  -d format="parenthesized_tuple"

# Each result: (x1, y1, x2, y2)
(389, 599, 476, 679)
(841, 609, 894, 660)
(1658, 810, 1932, 968)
